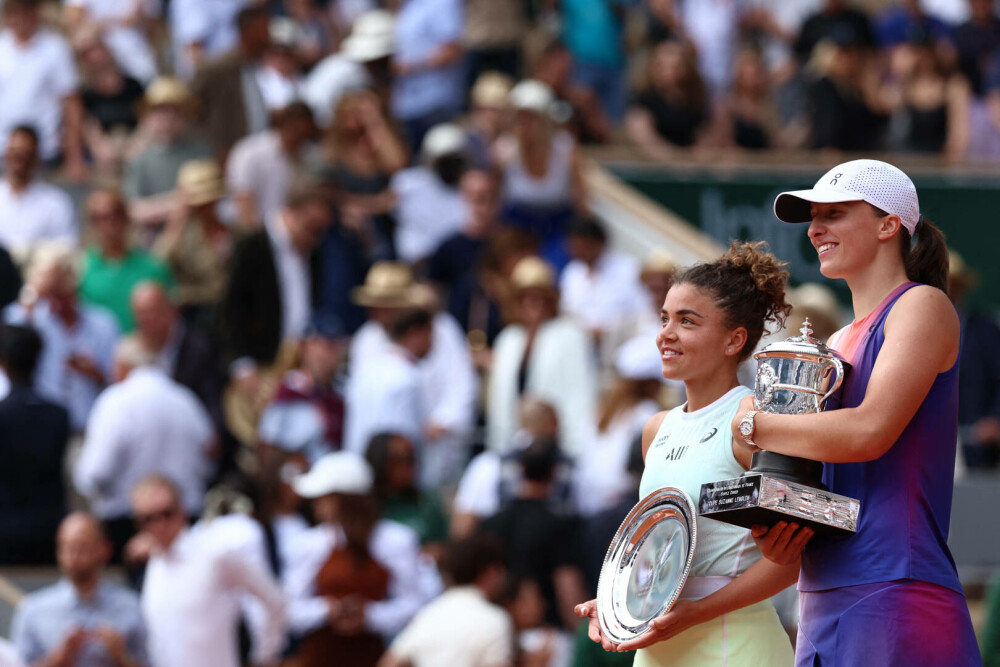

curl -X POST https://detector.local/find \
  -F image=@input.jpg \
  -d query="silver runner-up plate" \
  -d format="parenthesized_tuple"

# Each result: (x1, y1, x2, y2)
(596, 487, 698, 646)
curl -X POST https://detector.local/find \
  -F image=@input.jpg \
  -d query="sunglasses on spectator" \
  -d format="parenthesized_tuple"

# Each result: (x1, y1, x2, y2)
(135, 505, 179, 527)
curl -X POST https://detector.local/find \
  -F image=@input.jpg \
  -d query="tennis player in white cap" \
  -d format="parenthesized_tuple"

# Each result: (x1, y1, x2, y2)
(731, 159, 982, 666)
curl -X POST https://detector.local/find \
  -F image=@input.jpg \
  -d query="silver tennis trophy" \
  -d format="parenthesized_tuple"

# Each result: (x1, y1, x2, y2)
(596, 487, 698, 646)
(698, 319, 861, 536)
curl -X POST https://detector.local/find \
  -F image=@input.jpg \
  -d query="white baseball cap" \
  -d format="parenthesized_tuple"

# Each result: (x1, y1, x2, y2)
(292, 451, 374, 498)
(773, 159, 920, 234)
(509, 79, 556, 115)
(422, 123, 467, 160)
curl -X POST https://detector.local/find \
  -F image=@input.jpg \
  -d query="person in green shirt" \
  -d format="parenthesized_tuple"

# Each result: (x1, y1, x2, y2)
(365, 432, 449, 559)
(79, 188, 175, 332)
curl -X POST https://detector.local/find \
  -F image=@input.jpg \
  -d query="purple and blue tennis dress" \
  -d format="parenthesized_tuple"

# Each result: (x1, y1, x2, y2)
(796, 282, 982, 666)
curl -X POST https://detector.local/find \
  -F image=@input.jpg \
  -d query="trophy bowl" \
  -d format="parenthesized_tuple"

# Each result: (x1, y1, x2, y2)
(596, 487, 698, 646)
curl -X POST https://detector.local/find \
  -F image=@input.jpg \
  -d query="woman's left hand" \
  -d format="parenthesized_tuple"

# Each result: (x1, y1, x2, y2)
(730, 395, 759, 452)
(613, 600, 710, 652)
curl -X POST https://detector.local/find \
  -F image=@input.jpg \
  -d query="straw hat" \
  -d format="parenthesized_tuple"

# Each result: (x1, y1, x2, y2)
(144, 76, 195, 110)
(471, 71, 515, 109)
(510, 256, 556, 292)
(177, 159, 225, 206)
(350, 261, 425, 308)
(641, 249, 678, 277)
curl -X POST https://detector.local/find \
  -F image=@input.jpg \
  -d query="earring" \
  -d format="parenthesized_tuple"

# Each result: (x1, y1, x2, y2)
(727, 348, 732, 354)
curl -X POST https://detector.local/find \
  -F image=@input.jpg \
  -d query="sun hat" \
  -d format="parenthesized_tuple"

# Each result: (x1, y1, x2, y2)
(471, 71, 515, 109)
(773, 159, 920, 235)
(509, 79, 556, 116)
(144, 76, 195, 110)
(341, 10, 394, 62)
(510, 256, 556, 292)
(177, 159, 225, 206)
(292, 451, 374, 498)
(421, 123, 467, 161)
(350, 261, 425, 308)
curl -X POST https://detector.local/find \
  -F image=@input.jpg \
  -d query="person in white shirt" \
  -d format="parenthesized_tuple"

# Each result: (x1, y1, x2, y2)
(344, 307, 433, 457)
(0, 0, 86, 177)
(227, 101, 317, 230)
(487, 256, 598, 458)
(302, 10, 394, 128)
(349, 263, 478, 489)
(380, 532, 514, 667)
(390, 124, 470, 264)
(63, 0, 160, 84)
(285, 452, 434, 658)
(559, 217, 648, 343)
(3, 242, 118, 433)
(256, 17, 306, 112)
(74, 337, 215, 556)
(168, 0, 245, 80)
(0, 126, 77, 257)
(127, 475, 286, 667)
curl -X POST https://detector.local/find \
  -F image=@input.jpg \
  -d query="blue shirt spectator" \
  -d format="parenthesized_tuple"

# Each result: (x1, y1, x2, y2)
(874, 4, 953, 48)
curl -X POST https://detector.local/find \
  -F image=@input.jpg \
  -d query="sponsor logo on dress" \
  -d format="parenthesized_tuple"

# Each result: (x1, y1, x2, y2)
(699, 427, 718, 443)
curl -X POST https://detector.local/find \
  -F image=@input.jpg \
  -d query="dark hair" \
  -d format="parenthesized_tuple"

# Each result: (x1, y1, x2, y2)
(387, 308, 433, 341)
(876, 207, 949, 292)
(518, 438, 560, 483)
(442, 532, 506, 586)
(276, 101, 315, 127)
(1, 324, 42, 384)
(365, 432, 417, 502)
(676, 241, 791, 360)
(10, 124, 39, 148)
(236, 6, 269, 32)
(568, 216, 608, 243)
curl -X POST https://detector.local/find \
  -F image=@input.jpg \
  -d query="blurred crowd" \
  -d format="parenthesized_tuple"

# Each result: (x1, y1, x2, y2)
(0, 0, 999, 666)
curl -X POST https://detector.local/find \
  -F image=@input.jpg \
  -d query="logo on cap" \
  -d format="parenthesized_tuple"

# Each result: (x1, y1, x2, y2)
(830, 173, 842, 185)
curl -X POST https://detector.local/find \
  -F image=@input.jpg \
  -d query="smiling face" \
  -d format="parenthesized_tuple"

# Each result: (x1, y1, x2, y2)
(807, 201, 890, 280)
(655, 282, 743, 383)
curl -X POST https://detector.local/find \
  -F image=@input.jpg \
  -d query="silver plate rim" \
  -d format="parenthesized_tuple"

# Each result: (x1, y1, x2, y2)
(595, 486, 698, 646)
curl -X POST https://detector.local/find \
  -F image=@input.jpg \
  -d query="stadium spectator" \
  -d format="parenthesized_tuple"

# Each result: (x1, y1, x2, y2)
(0, 0, 86, 179)
(560, 0, 629, 122)
(189, 5, 272, 162)
(302, 9, 395, 129)
(497, 80, 586, 269)
(128, 475, 286, 667)
(257, 18, 307, 113)
(531, 40, 613, 145)
(0, 126, 77, 257)
(124, 77, 213, 226)
(151, 159, 232, 323)
(464, 72, 514, 167)
(559, 216, 648, 342)
(11, 512, 148, 666)
(4, 243, 118, 433)
(953, 0, 1000, 96)
(344, 307, 433, 457)
(486, 256, 597, 458)
(74, 32, 146, 174)
(391, 123, 469, 264)
(625, 40, 710, 158)
(380, 532, 514, 667)
(64, 0, 159, 85)
(463, 0, 526, 85)
(0, 325, 70, 565)
(349, 265, 478, 488)
(129, 281, 225, 431)
(258, 313, 349, 463)
(574, 340, 664, 518)
(79, 188, 175, 332)
(794, 0, 876, 63)
(391, 0, 465, 152)
(227, 101, 319, 230)
(169, 0, 246, 81)
(480, 438, 588, 632)
(365, 432, 449, 557)
(286, 451, 431, 664)
(74, 337, 215, 559)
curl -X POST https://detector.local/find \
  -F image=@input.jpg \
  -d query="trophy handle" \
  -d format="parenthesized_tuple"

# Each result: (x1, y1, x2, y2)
(818, 357, 846, 408)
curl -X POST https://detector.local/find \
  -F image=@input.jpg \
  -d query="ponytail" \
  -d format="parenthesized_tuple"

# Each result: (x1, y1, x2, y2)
(900, 217, 948, 292)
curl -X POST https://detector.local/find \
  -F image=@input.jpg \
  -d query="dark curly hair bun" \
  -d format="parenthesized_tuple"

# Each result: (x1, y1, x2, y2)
(677, 241, 792, 360)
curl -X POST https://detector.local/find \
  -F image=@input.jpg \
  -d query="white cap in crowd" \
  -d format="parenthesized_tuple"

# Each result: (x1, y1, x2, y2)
(422, 123, 467, 161)
(292, 451, 374, 498)
(773, 159, 920, 234)
(342, 10, 395, 62)
(508, 79, 556, 116)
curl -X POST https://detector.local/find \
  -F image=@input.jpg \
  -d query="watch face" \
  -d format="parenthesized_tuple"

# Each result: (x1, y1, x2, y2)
(739, 419, 753, 436)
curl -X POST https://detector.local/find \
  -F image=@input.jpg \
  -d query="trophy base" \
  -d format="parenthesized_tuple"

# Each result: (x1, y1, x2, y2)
(698, 473, 860, 536)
